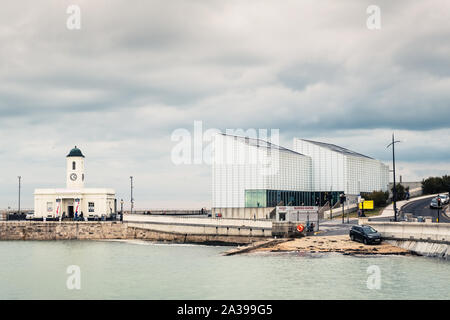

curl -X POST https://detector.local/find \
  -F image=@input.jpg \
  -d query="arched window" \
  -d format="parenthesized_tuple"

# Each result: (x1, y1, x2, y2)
(72, 161, 76, 170)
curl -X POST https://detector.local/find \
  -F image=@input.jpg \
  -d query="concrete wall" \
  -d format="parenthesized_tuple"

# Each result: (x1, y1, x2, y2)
(359, 219, 450, 258)
(211, 207, 274, 219)
(359, 220, 450, 243)
(124, 214, 272, 238)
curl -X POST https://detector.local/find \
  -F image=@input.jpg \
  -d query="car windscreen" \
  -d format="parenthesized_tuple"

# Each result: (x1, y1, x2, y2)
(362, 226, 377, 234)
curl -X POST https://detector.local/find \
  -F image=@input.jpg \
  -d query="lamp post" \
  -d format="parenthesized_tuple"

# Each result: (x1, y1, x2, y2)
(340, 193, 346, 224)
(130, 176, 134, 214)
(437, 197, 441, 223)
(387, 133, 401, 222)
(18, 176, 21, 215)
(120, 199, 124, 222)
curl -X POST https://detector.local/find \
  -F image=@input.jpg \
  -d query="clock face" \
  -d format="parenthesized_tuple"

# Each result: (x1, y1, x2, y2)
(70, 173, 78, 181)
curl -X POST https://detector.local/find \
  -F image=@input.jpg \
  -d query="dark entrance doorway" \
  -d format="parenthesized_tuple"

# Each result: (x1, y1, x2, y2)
(68, 206, 74, 218)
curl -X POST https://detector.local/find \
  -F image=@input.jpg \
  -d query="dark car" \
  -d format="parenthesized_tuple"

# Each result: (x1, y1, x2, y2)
(349, 225, 382, 245)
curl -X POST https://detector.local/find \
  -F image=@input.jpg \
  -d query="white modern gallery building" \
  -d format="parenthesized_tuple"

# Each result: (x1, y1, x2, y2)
(211, 134, 390, 219)
(34, 147, 116, 219)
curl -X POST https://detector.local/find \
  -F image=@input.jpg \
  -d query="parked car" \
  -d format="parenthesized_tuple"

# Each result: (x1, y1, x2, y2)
(349, 225, 382, 245)
(437, 194, 449, 205)
(215, 213, 222, 218)
(25, 212, 34, 220)
(430, 197, 443, 209)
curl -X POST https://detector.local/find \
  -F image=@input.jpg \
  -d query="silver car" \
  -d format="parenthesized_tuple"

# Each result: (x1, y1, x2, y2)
(437, 194, 449, 204)
(430, 197, 442, 209)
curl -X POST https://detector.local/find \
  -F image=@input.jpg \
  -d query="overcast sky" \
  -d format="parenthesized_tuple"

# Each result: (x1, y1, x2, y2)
(1, 0, 449, 209)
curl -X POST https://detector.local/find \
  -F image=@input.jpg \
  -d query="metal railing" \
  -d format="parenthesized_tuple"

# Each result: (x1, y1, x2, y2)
(124, 209, 211, 216)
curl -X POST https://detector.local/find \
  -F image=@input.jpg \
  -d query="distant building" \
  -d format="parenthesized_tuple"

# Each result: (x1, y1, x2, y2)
(212, 134, 389, 219)
(34, 147, 116, 219)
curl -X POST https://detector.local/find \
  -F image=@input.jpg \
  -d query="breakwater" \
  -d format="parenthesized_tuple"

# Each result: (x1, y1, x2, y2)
(0, 221, 268, 245)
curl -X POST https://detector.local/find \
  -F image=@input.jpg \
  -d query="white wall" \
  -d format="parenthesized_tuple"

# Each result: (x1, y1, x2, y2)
(293, 139, 346, 192)
(293, 138, 389, 195)
(212, 134, 312, 208)
(66, 156, 85, 189)
(34, 189, 115, 218)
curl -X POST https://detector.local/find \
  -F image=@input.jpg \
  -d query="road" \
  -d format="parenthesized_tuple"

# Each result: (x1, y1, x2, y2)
(400, 196, 450, 223)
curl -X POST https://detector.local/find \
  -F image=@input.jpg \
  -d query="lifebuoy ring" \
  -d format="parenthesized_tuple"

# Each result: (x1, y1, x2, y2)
(297, 224, 304, 233)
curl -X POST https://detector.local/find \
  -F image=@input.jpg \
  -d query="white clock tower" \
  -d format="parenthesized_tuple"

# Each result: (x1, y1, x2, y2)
(66, 146, 85, 189)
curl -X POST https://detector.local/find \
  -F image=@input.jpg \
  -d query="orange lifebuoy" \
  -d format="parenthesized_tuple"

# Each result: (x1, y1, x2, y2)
(297, 224, 304, 233)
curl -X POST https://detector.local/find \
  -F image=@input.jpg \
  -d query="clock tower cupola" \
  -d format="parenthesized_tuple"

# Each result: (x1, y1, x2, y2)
(66, 146, 85, 189)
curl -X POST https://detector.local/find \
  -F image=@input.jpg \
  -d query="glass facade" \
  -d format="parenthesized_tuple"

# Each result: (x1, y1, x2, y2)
(245, 189, 343, 208)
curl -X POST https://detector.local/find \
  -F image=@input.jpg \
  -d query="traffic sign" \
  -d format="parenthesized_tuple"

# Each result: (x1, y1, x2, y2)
(359, 200, 374, 210)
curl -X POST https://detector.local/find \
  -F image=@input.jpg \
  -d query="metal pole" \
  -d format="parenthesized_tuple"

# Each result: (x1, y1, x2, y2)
(342, 201, 344, 224)
(347, 199, 350, 224)
(392, 134, 397, 222)
(316, 209, 319, 232)
(130, 176, 134, 214)
(361, 200, 364, 217)
(437, 206, 439, 223)
(437, 198, 440, 223)
(387, 134, 401, 222)
(18, 176, 21, 215)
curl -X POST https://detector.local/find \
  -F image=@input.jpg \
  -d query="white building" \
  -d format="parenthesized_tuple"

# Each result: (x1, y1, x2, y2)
(212, 134, 312, 219)
(34, 147, 116, 219)
(212, 134, 390, 219)
(293, 139, 390, 198)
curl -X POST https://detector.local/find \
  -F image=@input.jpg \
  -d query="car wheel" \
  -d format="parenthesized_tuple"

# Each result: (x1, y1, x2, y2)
(363, 238, 368, 245)
(350, 234, 354, 241)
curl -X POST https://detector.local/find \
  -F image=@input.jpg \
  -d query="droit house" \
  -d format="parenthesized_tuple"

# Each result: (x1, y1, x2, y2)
(34, 146, 116, 219)
(211, 134, 389, 219)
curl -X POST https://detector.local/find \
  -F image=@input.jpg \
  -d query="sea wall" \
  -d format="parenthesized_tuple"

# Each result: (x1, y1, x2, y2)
(385, 240, 448, 259)
(124, 214, 273, 238)
(0, 221, 129, 240)
(0, 221, 267, 245)
(361, 219, 450, 258)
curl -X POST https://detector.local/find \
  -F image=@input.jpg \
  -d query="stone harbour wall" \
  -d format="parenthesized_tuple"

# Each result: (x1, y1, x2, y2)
(0, 221, 267, 245)
(0, 221, 130, 240)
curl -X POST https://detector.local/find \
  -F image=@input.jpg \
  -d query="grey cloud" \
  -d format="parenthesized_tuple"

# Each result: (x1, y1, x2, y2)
(1, 0, 450, 208)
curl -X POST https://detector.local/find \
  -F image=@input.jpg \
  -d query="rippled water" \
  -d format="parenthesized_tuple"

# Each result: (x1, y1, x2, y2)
(0, 240, 449, 300)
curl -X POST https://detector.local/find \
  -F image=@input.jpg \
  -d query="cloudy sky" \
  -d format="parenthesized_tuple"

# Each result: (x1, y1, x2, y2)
(1, 0, 449, 209)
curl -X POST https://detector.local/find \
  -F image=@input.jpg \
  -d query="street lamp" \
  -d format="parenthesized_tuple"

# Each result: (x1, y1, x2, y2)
(18, 176, 21, 215)
(387, 133, 401, 222)
(120, 199, 124, 222)
(130, 176, 134, 214)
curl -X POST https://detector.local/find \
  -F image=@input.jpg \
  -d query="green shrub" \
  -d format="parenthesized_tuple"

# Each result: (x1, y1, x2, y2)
(421, 175, 450, 194)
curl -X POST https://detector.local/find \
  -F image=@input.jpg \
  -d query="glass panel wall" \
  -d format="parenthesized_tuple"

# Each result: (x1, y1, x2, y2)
(245, 190, 267, 208)
(245, 190, 344, 208)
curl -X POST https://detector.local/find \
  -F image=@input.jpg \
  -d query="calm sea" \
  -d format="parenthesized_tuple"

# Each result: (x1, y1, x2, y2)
(0, 240, 449, 300)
